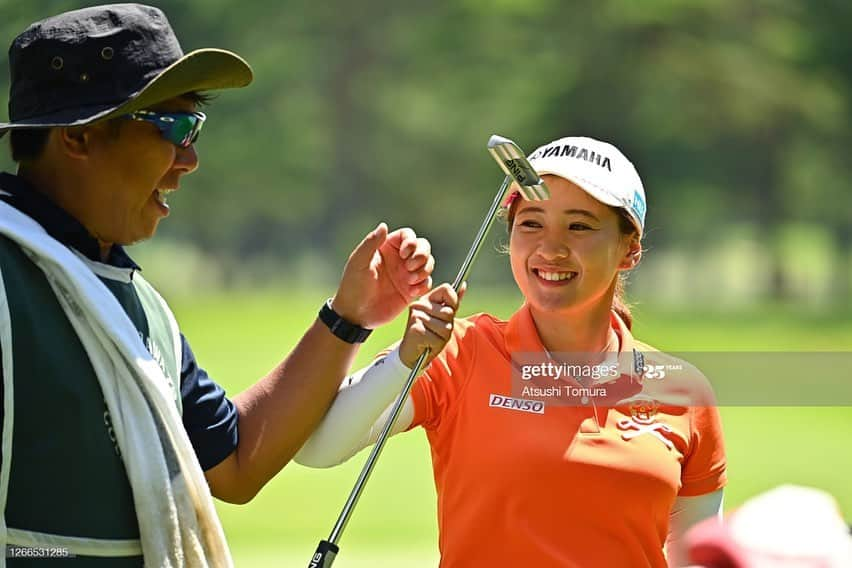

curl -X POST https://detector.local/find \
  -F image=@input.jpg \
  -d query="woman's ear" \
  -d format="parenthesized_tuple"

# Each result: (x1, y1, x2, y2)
(620, 235, 642, 270)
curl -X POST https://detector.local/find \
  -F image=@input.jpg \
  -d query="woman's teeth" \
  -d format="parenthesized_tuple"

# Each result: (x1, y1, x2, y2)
(536, 270, 576, 282)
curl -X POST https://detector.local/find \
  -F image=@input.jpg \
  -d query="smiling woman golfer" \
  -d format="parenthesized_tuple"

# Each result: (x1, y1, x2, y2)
(297, 136, 727, 567)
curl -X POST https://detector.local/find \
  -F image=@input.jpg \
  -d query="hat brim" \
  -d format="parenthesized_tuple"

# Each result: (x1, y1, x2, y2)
(533, 167, 624, 209)
(0, 48, 252, 135)
(533, 165, 644, 235)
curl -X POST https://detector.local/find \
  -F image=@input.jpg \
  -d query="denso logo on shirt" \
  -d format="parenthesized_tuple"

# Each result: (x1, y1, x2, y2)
(489, 394, 545, 414)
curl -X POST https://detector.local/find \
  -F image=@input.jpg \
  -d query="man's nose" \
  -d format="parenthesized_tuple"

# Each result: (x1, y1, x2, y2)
(173, 144, 199, 174)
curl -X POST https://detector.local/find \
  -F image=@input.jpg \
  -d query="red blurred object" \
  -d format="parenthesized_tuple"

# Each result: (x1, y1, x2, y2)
(686, 485, 852, 568)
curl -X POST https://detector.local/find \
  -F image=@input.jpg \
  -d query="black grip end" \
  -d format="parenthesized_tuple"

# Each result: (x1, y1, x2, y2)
(308, 540, 339, 568)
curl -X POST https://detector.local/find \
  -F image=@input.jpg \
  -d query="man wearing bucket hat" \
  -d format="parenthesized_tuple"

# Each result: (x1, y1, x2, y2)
(0, 4, 434, 566)
(297, 136, 728, 567)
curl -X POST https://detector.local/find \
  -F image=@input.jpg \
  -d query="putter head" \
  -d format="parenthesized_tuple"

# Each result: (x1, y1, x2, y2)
(487, 134, 550, 202)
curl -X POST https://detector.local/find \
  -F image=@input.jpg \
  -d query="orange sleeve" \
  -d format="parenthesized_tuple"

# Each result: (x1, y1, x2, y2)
(408, 317, 479, 431)
(679, 382, 728, 496)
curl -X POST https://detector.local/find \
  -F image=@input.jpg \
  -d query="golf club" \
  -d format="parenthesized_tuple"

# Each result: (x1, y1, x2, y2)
(307, 135, 550, 568)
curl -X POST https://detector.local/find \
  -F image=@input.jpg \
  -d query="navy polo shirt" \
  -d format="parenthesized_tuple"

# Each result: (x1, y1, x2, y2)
(0, 172, 238, 471)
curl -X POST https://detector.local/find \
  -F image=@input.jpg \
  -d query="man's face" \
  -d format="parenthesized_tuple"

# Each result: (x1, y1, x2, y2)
(80, 96, 199, 247)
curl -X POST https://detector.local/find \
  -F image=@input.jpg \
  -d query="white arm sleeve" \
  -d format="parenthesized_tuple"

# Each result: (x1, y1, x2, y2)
(666, 488, 724, 567)
(294, 347, 416, 468)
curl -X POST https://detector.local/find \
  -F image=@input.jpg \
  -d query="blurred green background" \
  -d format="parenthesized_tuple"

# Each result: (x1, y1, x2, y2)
(1, 0, 850, 565)
(2, 0, 851, 304)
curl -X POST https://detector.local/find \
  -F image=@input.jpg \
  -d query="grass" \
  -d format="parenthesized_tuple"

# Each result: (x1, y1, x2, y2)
(170, 290, 852, 567)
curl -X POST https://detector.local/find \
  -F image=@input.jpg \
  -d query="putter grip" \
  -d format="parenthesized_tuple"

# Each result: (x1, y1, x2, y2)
(308, 540, 339, 568)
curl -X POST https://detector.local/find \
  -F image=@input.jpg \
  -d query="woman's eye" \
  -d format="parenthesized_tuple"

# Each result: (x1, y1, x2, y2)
(518, 220, 541, 228)
(569, 223, 592, 231)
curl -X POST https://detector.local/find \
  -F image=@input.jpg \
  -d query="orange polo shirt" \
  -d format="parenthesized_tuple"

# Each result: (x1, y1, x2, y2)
(408, 304, 727, 568)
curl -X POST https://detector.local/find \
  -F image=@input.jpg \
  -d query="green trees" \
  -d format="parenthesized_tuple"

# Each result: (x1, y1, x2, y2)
(2, 0, 848, 303)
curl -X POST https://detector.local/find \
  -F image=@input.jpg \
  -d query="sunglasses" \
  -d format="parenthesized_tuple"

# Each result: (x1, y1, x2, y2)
(123, 110, 206, 148)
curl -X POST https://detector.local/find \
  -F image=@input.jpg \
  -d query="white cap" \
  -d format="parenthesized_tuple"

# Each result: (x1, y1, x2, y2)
(527, 136, 646, 235)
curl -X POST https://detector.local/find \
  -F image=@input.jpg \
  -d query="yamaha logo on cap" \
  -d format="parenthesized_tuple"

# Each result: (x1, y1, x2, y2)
(530, 143, 613, 172)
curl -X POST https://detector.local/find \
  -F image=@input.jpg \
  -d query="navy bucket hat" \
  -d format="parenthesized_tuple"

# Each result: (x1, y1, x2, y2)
(0, 3, 252, 136)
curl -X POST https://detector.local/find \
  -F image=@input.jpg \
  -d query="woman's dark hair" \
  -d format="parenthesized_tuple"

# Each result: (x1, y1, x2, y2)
(504, 194, 640, 330)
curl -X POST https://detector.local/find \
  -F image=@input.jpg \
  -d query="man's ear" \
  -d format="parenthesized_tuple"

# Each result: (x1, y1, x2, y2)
(620, 236, 642, 270)
(56, 125, 95, 160)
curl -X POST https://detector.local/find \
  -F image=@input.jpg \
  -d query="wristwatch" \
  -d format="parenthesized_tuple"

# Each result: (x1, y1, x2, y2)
(318, 299, 372, 344)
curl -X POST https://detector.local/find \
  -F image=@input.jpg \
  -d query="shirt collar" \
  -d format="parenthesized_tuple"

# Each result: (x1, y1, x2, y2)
(0, 172, 140, 270)
(505, 303, 547, 355)
(505, 303, 641, 383)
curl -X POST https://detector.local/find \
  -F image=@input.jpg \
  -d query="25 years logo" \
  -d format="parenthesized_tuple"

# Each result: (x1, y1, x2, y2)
(642, 365, 666, 379)
(641, 363, 683, 380)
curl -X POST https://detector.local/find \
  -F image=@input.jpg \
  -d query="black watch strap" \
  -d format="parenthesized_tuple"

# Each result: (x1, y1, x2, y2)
(318, 299, 372, 344)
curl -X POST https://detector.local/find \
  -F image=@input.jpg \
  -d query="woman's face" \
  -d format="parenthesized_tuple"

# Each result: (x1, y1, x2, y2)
(509, 175, 639, 317)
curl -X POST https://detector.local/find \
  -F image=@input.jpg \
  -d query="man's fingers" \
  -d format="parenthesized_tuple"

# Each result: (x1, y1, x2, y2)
(382, 229, 434, 297)
(404, 237, 432, 268)
(406, 276, 433, 301)
(386, 229, 432, 266)
(408, 254, 435, 285)
(349, 222, 388, 267)
(385, 227, 416, 255)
